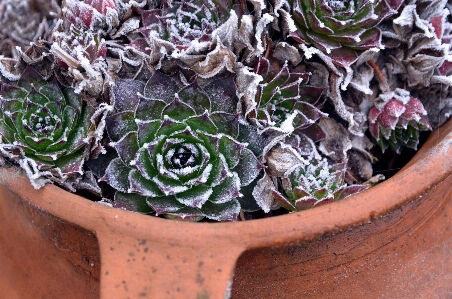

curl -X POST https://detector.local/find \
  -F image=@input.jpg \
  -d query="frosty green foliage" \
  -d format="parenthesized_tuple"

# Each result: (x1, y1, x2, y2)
(0, 66, 94, 186)
(272, 158, 367, 211)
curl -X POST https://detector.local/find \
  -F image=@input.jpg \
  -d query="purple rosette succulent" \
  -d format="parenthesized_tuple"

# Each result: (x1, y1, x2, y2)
(369, 93, 432, 153)
(100, 71, 263, 221)
(64, 0, 118, 31)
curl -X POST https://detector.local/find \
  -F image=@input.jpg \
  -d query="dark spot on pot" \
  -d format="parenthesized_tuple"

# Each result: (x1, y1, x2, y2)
(127, 259, 130, 262)
(287, 246, 297, 257)
(142, 257, 146, 261)
(81, 255, 89, 264)
(105, 271, 109, 275)
(122, 280, 126, 284)
(197, 290, 210, 299)
(152, 267, 157, 273)
(139, 292, 147, 297)
(129, 252, 135, 257)
(110, 247, 114, 250)
(198, 261, 204, 267)
(140, 239, 147, 245)
(196, 273, 205, 285)
(144, 247, 149, 253)
(183, 258, 187, 263)
(166, 255, 171, 259)
(177, 287, 181, 292)
(217, 269, 222, 272)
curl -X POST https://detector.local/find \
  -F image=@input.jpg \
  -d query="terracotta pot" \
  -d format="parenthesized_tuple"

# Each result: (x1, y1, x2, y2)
(1, 118, 452, 299)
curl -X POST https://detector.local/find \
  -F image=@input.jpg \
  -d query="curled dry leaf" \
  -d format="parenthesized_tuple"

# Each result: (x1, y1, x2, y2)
(318, 118, 352, 162)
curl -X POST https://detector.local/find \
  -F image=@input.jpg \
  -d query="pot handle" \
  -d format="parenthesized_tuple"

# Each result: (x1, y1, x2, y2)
(95, 227, 245, 299)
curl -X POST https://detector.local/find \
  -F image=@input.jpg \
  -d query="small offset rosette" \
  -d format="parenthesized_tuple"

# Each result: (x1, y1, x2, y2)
(369, 89, 432, 153)
(272, 158, 367, 211)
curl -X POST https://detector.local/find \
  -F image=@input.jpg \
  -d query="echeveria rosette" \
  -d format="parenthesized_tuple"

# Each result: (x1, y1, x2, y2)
(369, 96, 432, 154)
(252, 58, 327, 141)
(272, 158, 367, 211)
(52, 24, 107, 70)
(0, 67, 94, 185)
(101, 71, 263, 221)
(288, 0, 403, 67)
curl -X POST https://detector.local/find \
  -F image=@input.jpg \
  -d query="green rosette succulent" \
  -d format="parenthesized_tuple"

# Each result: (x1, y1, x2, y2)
(0, 66, 94, 183)
(272, 158, 367, 211)
(100, 71, 263, 221)
(288, 0, 403, 67)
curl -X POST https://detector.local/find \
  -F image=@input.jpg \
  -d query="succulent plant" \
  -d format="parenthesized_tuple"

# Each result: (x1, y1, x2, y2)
(139, 0, 231, 51)
(429, 10, 452, 76)
(368, 90, 432, 153)
(0, 66, 94, 186)
(64, 0, 118, 32)
(51, 24, 107, 70)
(271, 157, 367, 211)
(99, 71, 263, 221)
(287, 0, 403, 67)
(251, 58, 327, 140)
(2, 0, 452, 222)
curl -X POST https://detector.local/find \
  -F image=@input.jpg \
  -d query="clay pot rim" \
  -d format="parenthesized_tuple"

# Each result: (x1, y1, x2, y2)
(2, 119, 452, 250)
